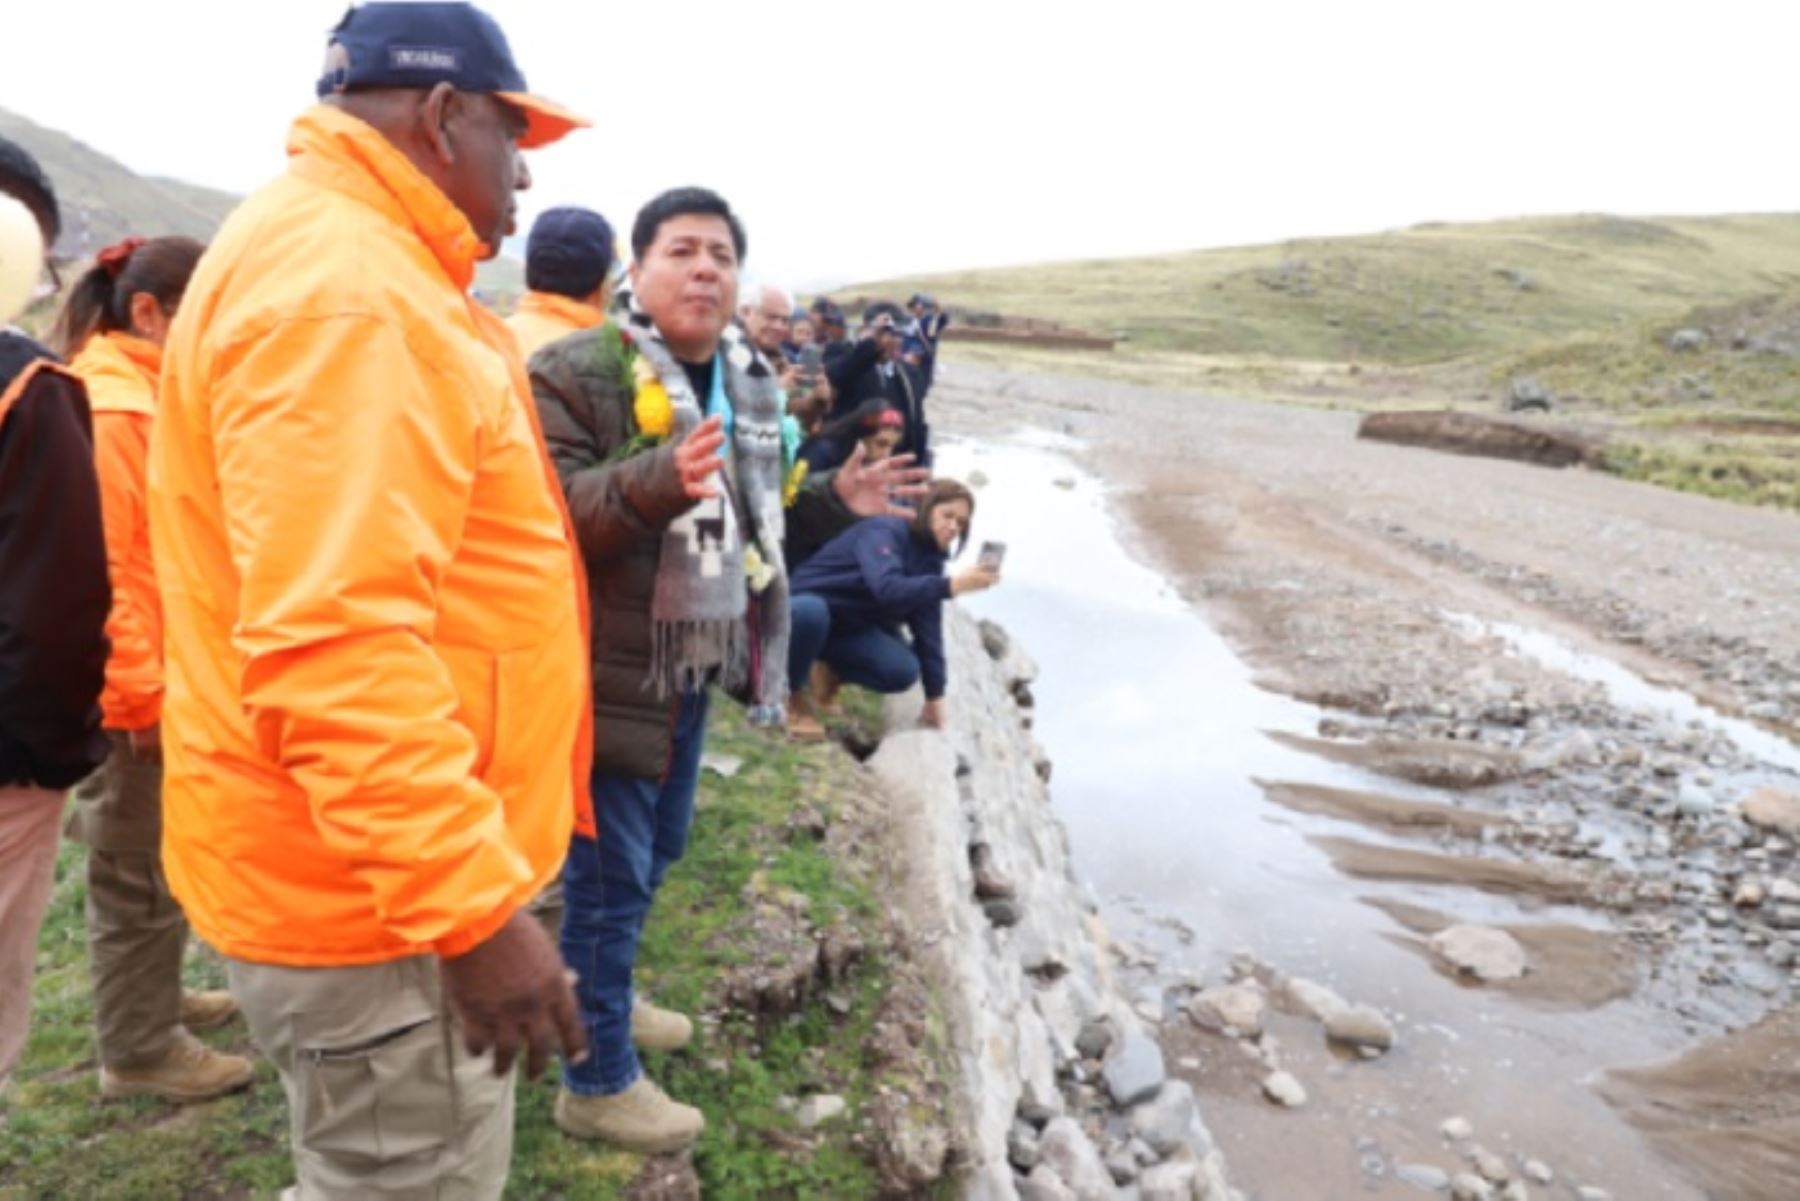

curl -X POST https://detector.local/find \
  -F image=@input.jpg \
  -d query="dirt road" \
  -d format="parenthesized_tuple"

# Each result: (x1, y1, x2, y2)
(936, 361, 1800, 1200)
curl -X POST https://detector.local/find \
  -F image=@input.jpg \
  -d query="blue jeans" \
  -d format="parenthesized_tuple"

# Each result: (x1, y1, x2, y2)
(788, 594, 921, 695)
(561, 689, 710, 1096)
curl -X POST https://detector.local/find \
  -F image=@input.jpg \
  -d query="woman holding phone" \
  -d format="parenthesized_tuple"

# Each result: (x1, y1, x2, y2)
(785, 479, 999, 739)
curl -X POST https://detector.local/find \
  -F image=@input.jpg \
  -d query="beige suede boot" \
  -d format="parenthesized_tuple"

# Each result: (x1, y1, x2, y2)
(632, 998, 694, 1051)
(555, 1077, 705, 1153)
(100, 1029, 254, 1103)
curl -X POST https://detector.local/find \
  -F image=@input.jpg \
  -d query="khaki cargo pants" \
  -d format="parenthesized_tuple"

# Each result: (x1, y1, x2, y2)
(228, 955, 514, 1201)
(66, 732, 187, 1070)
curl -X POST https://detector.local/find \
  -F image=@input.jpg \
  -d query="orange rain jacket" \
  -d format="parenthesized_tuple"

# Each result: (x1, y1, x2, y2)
(506, 290, 606, 359)
(149, 105, 593, 967)
(70, 332, 163, 732)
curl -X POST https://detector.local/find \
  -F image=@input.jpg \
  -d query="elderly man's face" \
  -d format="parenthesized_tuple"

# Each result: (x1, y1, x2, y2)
(439, 92, 531, 255)
(742, 288, 793, 355)
(633, 213, 739, 362)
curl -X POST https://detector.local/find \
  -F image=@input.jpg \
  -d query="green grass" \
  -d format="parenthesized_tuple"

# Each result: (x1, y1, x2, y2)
(1, 698, 917, 1200)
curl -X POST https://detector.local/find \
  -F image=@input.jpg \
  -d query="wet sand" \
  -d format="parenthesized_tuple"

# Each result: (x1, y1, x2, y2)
(1309, 835, 1595, 906)
(1259, 779, 1501, 838)
(1368, 897, 1639, 1010)
(1600, 1008, 1800, 1201)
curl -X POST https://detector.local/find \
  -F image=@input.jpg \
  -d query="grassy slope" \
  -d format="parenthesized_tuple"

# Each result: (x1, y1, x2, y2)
(0, 108, 238, 252)
(861, 213, 1800, 507)
(0, 698, 936, 1201)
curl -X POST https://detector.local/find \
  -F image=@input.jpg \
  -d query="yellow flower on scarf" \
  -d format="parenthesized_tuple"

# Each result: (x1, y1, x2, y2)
(783, 459, 810, 508)
(744, 544, 775, 594)
(631, 356, 674, 439)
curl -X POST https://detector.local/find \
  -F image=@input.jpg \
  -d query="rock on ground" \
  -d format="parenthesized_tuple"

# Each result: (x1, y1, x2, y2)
(1188, 984, 1267, 1037)
(1261, 1071, 1307, 1108)
(1429, 925, 1529, 981)
(1324, 1003, 1396, 1053)
(1129, 1080, 1214, 1159)
(1102, 1027, 1167, 1107)
(1038, 1117, 1123, 1200)
(1742, 787, 1800, 835)
(1137, 1158, 1203, 1201)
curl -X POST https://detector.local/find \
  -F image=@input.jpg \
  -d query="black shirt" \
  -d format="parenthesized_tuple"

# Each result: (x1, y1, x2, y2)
(678, 356, 715, 413)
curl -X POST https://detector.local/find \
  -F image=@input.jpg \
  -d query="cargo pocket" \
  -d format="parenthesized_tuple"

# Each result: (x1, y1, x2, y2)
(295, 998, 451, 1169)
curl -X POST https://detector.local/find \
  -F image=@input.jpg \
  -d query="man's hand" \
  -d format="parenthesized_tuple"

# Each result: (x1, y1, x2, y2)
(833, 444, 929, 517)
(440, 910, 588, 1079)
(673, 415, 727, 500)
(920, 698, 947, 729)
(127, 722, 162, 765)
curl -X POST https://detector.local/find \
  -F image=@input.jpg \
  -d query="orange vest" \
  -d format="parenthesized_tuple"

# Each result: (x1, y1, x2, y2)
(70, 332, 163, 731)
(505, 289, 606, 359)
(149, 106, 592, 967)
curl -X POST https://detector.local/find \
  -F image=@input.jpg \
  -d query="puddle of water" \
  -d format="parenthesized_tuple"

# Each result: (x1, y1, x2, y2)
(1444, 611, 1800, 775)
(937, 435, 1716, 1201)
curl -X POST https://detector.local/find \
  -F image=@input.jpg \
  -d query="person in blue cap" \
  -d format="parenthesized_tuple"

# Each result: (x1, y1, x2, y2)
(508, 206, 619, 358)
(150, 4, 591, 1197)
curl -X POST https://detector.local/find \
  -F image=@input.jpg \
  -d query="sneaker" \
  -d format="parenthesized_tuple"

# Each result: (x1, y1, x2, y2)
(632, 999, 694, 1052)
(554, 1076, 705, 1154)
(179, 989, 239, 1032)
(100, 1029, 254, 1103)
(786, 694, 828, 744)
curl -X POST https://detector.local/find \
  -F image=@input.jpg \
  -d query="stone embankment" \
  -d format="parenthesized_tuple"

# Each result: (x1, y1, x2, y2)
(871, 611, 1238, 1201)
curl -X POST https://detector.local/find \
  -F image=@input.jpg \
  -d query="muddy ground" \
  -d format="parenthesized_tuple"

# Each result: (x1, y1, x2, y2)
(935, 362, 1800, 1201)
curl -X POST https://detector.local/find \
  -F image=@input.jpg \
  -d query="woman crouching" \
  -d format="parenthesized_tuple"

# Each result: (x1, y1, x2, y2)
(786, 479, 1000, 740)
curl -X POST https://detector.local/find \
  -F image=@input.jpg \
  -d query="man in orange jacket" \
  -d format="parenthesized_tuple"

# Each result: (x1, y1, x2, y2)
(506, 205, 618, 358)
(148, 5, 592, 1195)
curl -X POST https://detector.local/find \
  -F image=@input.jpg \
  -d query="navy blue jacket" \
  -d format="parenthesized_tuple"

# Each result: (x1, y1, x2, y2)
(789, 515, 952, 699)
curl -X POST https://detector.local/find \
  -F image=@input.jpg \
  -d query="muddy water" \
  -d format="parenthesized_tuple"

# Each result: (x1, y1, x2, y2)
(938, 436, 1719, 1201)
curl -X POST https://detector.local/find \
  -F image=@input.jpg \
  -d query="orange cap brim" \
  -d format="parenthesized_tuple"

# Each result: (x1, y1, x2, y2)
(498, 91, 591, 149)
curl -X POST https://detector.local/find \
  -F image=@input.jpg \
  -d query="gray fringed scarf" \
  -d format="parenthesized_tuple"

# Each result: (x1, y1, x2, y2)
(625, 303, 790, 722)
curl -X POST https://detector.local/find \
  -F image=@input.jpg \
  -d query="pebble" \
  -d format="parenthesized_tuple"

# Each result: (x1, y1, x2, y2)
(1430, 926, 1528, 981)
(1450, 1173, 1495, 1201)
(796, 1093, 847, 1128)
(1261, 1070, 1307, 1108)
(1325, 1004, 1397, 1054)
(1734, 880, 1767, 908)
(1189, 983, 1267, 1038)
(1469, 1145, 1511, 1184)
(1075, 1018, 1114, 1060)
(1396, 1163, 1452, 1192)
(1576, 1188, 1613, 1201)
(1441, 1116, 1475, 1141)
(1009, 1120, 1043, 1171)
(1772, 878, 1800, 904)
(1523, 1159, 1554, 1186)
(1102, 1028, 1167, 1107)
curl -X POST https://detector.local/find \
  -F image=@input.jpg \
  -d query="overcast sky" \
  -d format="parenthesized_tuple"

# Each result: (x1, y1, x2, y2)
(3, 0, 1796, 290)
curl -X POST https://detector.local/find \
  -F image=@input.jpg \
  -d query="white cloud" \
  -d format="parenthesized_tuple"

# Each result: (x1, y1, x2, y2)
(3, 0, 1795, 289)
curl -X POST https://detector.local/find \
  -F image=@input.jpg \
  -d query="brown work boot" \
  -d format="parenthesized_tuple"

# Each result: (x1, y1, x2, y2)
(179, 989, 239, 1032)
(970, 843, 1017, 901)
(632, 998, 694, 1052)
(100, 1029, 254, 1103)
(810, 662, 842, 715)
(554, 1076, 705, 1154)
(786, 693, 828, 744)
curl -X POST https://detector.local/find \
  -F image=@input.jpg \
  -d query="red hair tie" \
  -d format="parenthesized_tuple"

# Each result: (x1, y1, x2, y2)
(96, 237, 146, 279)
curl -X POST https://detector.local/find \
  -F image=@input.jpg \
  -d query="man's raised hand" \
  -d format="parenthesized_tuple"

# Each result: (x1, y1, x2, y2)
(674, 415, 727, 500)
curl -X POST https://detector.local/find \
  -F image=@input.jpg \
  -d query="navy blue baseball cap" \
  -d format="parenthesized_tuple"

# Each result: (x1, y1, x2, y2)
(317, 2, 588, 149)
(526, 207, 617, 298)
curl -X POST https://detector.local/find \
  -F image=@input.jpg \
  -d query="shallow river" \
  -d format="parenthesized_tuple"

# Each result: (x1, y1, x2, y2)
(938, 433, 1752, 1201)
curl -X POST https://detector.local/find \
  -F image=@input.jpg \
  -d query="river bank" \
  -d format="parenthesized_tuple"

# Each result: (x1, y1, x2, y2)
(933, 364, 1800, 1201)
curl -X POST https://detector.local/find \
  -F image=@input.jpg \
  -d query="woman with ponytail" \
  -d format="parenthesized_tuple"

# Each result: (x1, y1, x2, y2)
(55, 235, 255, 1104)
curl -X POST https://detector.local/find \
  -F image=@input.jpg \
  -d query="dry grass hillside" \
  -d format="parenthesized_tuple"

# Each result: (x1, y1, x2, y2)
(861, 213, 1800, 508)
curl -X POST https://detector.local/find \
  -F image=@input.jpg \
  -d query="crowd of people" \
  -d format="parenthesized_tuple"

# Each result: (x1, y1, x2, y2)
(0, 3, 1005, 1196)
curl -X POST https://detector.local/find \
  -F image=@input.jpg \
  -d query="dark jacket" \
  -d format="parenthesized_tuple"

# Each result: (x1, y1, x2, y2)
(0, 332, 112, 790)
(831, 352, 929, 467)
(530, 330, 697, 780)
(784, 467, 857, 570)
(789, 515, 951, 700)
